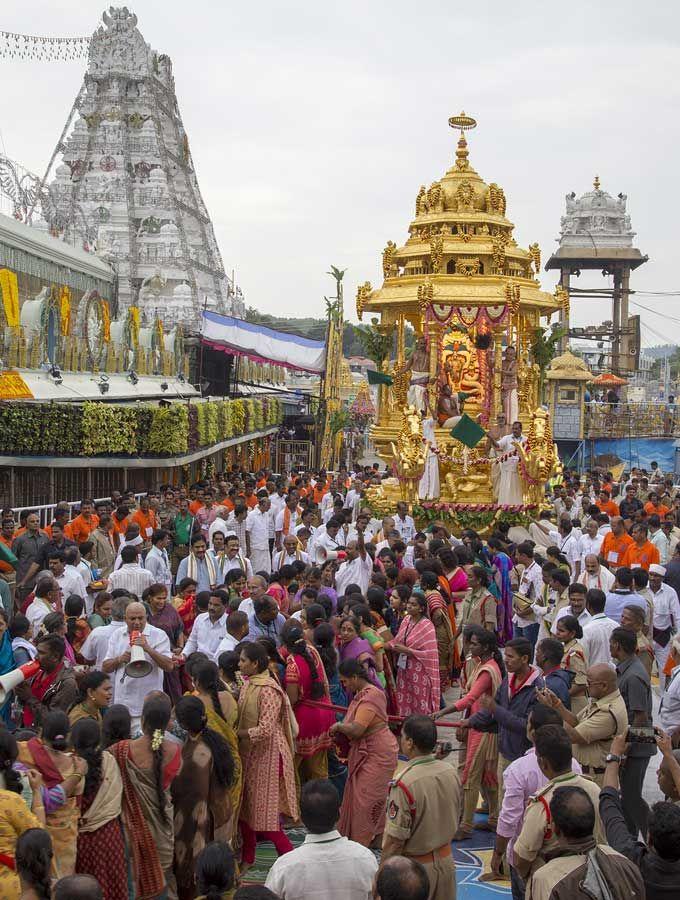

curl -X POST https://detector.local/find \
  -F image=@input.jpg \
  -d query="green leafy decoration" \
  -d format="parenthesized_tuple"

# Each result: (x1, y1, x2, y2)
(353, 323, 395, 372)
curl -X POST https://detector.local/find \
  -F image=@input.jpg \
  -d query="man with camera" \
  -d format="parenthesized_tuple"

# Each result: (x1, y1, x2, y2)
(609, 626, 655, 838)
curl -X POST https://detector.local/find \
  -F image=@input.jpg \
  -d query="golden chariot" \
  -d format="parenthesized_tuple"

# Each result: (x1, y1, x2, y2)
(358, 114, 561, 516)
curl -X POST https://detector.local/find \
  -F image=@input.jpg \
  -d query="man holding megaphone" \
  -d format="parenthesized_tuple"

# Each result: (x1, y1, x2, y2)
(102, 601, 174, 732)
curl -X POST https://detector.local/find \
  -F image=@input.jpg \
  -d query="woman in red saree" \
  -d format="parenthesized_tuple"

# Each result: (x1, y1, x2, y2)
(110, 692, 182, 900)
(388, 594, 440, 717)
(420, 572, 455, 691)
(436, 626, 503, 838)
(333, 658, 398, 847)
(280, 620, 335, 782)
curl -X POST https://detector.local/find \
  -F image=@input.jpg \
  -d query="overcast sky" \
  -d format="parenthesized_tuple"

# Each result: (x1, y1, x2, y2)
(2, 1, 679, 345)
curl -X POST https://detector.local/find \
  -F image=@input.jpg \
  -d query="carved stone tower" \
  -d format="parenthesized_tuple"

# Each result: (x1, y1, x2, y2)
(39, 7, 245, 328)
(546, 177, 648, 372)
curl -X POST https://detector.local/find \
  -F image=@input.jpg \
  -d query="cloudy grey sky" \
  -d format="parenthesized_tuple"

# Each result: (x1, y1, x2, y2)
(2, 1, 679, 345)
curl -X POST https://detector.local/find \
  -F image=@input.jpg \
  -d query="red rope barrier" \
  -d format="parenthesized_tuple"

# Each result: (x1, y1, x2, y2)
(298, 698, 461, 729)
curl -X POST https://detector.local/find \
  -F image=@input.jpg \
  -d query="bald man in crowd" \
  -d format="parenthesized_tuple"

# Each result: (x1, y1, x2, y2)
(537, 664, 628, 786)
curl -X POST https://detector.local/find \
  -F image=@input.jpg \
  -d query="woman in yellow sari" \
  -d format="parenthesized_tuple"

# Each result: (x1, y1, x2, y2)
(193, 660, 242, 839)
(17, 709, 86, 879)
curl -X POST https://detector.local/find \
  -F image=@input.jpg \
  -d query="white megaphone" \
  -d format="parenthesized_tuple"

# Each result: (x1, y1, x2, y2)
(317, 547, 347, 563)
(0, 660, 40, 705)
(125, 631, 153, 679)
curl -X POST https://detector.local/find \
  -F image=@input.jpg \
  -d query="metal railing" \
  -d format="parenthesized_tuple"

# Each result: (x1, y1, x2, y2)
(586, 401, 680, 439)
(11, 493, 147, 530)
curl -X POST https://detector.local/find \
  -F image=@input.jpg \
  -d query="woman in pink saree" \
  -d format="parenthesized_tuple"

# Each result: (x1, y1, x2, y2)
(388, 594, 440, 716)
(436, 626, 503, 838)
(332, 658, 398, 847)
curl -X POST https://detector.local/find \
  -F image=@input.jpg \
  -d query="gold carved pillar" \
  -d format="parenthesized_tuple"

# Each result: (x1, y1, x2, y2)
(426, 320, 442, 415)
(492, 326, 504, 424)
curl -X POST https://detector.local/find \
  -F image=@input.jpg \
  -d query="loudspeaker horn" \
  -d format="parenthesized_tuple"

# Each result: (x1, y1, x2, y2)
(125, 634, 153, 679)
(0, 660, 41, 706)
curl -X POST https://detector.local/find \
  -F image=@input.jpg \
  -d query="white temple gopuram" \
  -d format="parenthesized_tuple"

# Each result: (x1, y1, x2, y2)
(40, 6, 244, 328)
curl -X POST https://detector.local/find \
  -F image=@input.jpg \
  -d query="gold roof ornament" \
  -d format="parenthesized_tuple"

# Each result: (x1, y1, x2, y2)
(593, 175, 601, 190)
(545, 349, 592, 381)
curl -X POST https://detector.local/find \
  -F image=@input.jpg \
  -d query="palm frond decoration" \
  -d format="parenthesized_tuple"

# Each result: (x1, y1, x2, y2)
(353, 323, 395, 372)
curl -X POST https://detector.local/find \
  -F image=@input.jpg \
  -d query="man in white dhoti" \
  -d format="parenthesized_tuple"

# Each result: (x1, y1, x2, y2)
(501, 346, 519, 425)
(418, 415, 440, 500)
(491, 420, 527, 505)
(406, 337, 431, 409)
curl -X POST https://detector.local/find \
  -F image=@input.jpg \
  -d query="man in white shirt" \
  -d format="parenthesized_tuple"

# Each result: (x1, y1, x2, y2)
(79, 595, 131, 669)
(659, 637, 680, 733)
(144, 529, 172, 591)
(272, 534, 310, 571)
(217, 534, 254, 581)
(649, 514, 670, 564)
(47, 550, 87, 603)
(313, 519, 343, 564)
(214, 610, 250, 660)
(649, 564, 680, 690)
(274, 495, 300, 549)
(555, 520, 581, 580)
(394, 502, 416, 543)
(577, 554, 615, 594)
(268, 483, 287, 519)
(239, 575, 268, 618)
(246, 496, 274, 575)
(579, 520, 603, 564)
(266, 779, 377, 900)
(514, 542, 544, 646)
(552, 587, 592, 633)
(103, 602, 173, 731)
(491, 421, 527, 505)
(181, 593, 228, 660)
(580, 589, 618, 668)
(335, 526, 372, 598)
(25, 575, 58, 633)
(107, 545, 155, 597)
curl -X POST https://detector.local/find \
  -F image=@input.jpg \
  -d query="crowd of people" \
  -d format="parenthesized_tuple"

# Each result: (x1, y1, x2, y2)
(0, 462, 677, 898)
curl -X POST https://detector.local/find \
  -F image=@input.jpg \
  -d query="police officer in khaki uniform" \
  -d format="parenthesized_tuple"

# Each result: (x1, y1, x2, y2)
(537, 663, 628, 786)
(382, 715, 461, 900)
(513, 724, 605, 882)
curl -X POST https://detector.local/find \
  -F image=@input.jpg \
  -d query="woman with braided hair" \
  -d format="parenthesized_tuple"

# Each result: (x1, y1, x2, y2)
(71, 717, 127, 900)
(0, 731, 46, 900)
(193, 660, 242, 839)
(280, 618, 335, 783)
(172, 696, 236, 897)
(15, 828, 52, 900)
(109, 691, 182, 900)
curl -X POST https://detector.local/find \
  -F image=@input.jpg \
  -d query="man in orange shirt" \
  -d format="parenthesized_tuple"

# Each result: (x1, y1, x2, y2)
(643, 492, 671, 518)
(188, 488, 204, 516)
(131, 496, 159, 546)
(243, 482, 259, 510)
(67, 499, 99, 545)
(600, 516, 634, 570)
(596, 490, 619, 518)
(620, 523, 660, 571)
(111, 505, 131, 543)
(46, 506, 70, 540)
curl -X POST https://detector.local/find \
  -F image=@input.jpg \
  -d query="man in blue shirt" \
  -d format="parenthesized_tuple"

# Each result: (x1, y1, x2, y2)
(246, 596, 285, 646)
(604, 566, 647, 623)
(536, 638, 572, 708)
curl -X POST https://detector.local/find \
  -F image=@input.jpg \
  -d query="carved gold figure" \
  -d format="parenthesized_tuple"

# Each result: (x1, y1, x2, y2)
(390, 405, 428, 502)
(514, 407, 559, 507)
(382, 241, 397, 279)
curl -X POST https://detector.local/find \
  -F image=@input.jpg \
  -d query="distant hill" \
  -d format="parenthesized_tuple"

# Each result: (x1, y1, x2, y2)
(642, 344, 678, 359)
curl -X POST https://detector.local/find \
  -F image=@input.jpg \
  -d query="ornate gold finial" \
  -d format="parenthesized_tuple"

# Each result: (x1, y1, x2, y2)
(355, 281, 372, 321)
(448, 111, 477, 172)
(593, 175, 600, 190)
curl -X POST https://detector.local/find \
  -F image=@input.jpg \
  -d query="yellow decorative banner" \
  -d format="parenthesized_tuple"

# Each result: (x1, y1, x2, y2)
(101, 299, 111, 343)
(0, 270, 20, 327)
(59, 286, 71, 336)
(0, 370, 33, 399)
(156, 316, 164, 348)
(129, 307, 140, 347)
